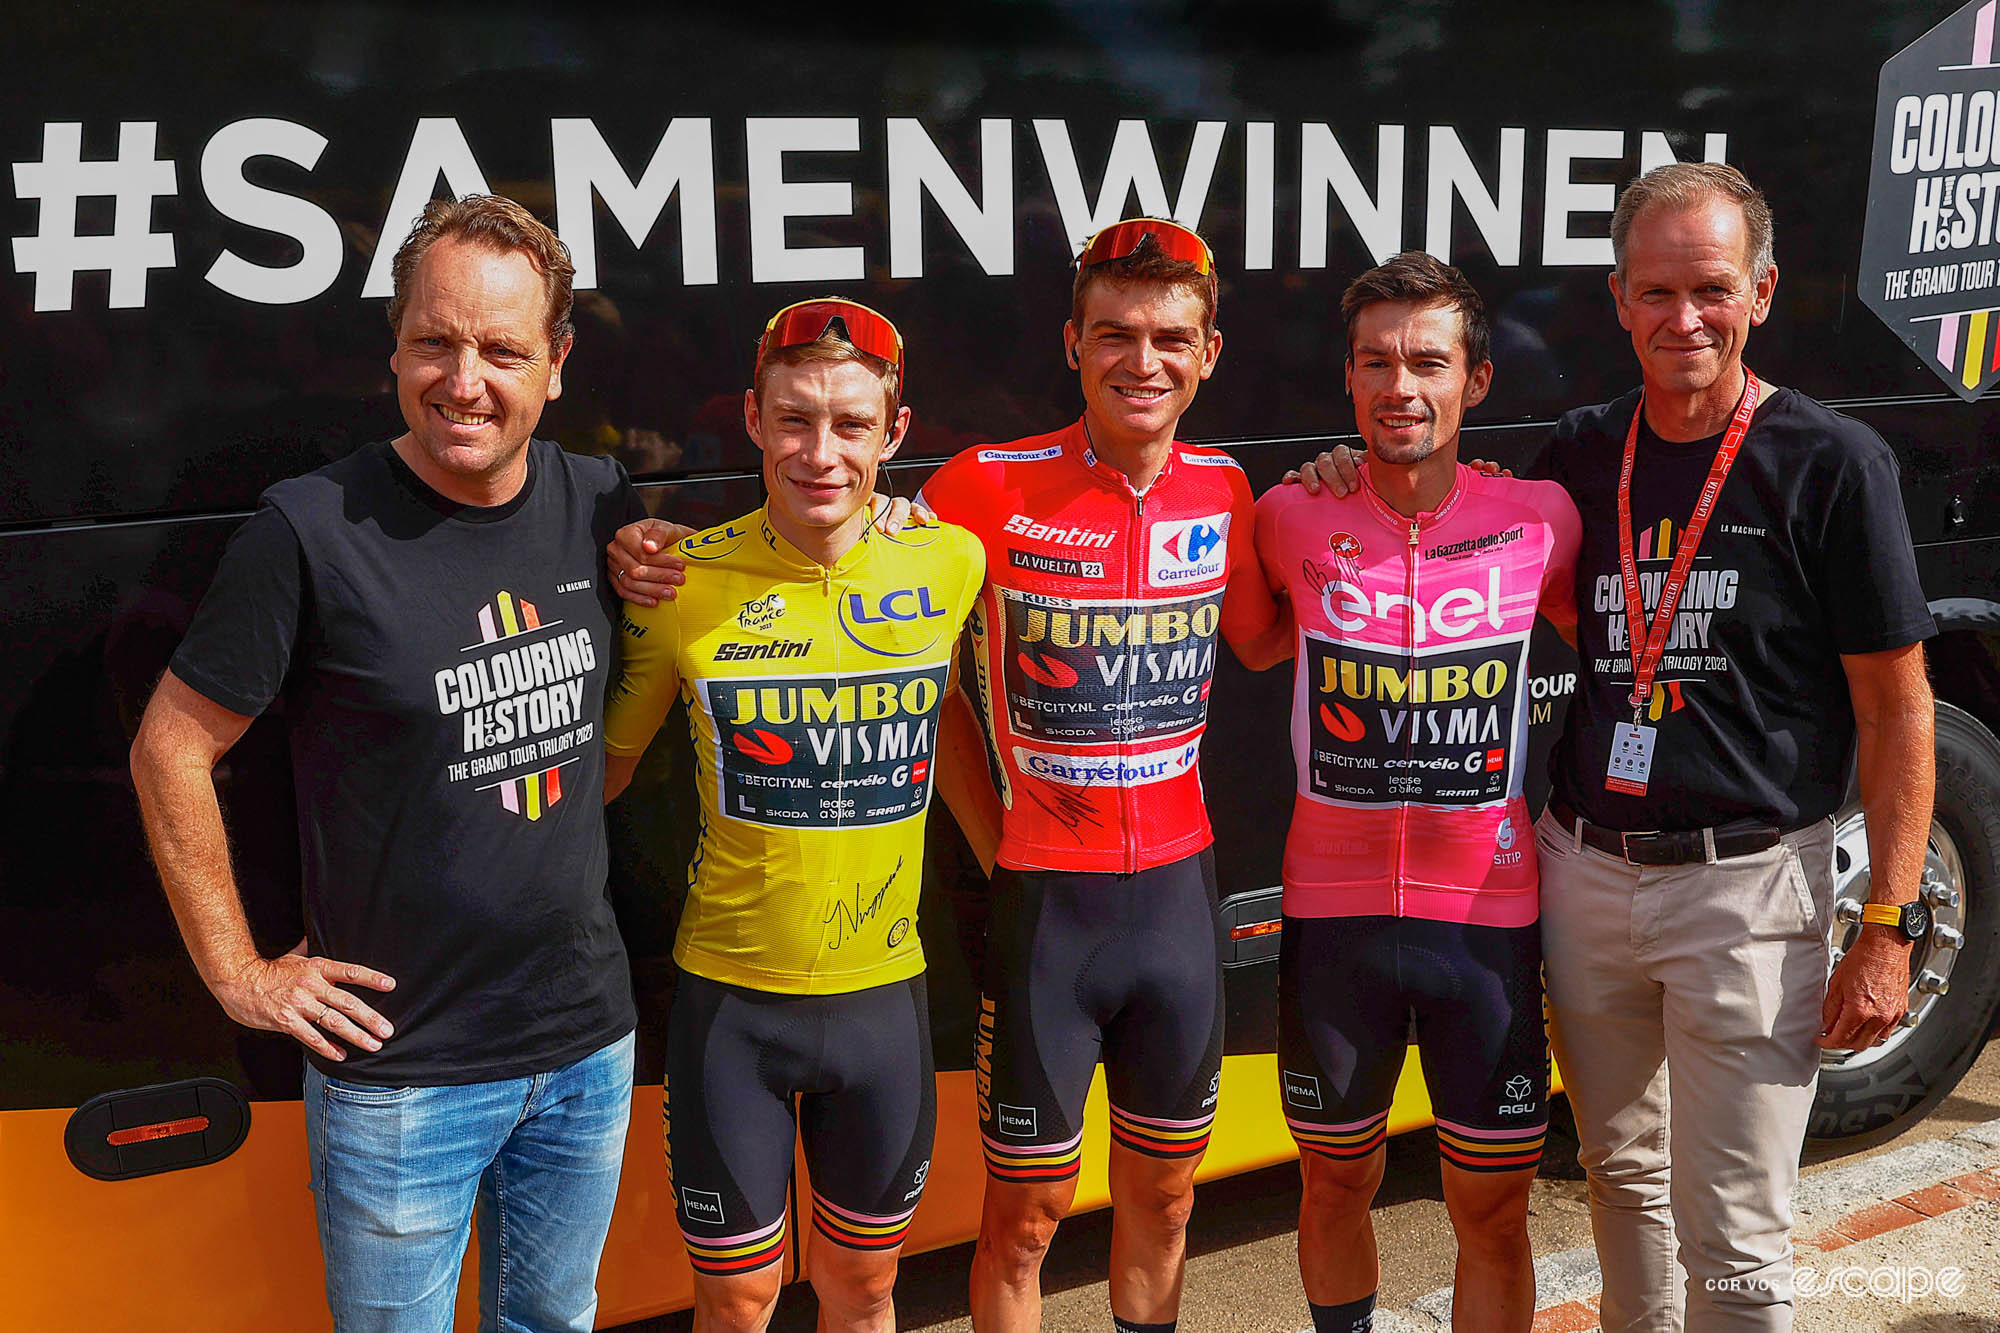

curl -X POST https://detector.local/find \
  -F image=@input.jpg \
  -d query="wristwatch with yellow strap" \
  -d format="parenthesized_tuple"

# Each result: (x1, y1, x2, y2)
(1859, 900, 1931, 944)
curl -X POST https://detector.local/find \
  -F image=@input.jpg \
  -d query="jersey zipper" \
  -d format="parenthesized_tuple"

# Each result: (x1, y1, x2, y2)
(1123, 487, 1146, 872)
(1392, 517, 1420, 914)
(823, 562, 844, 892)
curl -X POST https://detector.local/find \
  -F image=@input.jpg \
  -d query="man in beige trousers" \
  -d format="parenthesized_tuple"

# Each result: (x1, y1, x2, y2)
(1531, 163, 1938, 1331)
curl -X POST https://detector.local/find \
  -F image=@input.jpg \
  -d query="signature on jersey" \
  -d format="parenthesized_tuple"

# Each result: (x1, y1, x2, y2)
(825, 857, 903, 948)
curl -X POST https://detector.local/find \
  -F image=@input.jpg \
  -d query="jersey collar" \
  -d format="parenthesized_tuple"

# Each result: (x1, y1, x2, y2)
(756, 505, 877, 579)
(1065, 416, 1178, 499)
(1356, 461, 1472, 534)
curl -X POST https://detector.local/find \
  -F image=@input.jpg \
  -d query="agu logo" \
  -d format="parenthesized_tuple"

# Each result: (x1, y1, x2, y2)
(1498, 1074, 1536, 1114)
(1147, 513, 1231, 586)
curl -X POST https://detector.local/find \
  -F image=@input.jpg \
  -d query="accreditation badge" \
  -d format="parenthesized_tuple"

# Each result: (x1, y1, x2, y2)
(1605, 721, 1657, 796)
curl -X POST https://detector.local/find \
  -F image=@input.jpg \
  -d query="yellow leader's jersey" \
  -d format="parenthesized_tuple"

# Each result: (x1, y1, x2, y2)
(604, 508, 984, 995)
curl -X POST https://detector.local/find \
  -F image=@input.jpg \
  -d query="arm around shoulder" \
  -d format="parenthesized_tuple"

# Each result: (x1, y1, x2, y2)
(601, 597, 684, 801)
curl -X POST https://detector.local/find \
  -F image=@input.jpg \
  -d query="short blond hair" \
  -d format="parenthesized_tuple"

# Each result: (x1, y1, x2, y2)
(753, 336, 901, 414)
(1611, 162, 1773, 289)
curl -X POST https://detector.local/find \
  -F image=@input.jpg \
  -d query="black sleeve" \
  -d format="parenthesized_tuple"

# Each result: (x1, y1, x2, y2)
(1812, 445, 1936, 655)
(591, 456, 647, 546)
(1519, 429, 1558, 484)
(168, 505, 307, 717)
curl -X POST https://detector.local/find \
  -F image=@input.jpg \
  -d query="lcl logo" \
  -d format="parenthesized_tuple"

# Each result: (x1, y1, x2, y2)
(838, 587, 950, 658)
(845, 588, 948, 623)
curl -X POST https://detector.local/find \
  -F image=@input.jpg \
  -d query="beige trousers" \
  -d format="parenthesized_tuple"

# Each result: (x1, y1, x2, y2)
(1536, 809, 1835, 1333)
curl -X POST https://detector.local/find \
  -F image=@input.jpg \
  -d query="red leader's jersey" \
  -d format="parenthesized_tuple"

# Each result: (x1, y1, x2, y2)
(916, 419, 1271, 873)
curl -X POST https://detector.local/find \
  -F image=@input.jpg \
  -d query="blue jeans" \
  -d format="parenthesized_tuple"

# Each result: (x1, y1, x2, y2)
(304, 1031, 635, 1333)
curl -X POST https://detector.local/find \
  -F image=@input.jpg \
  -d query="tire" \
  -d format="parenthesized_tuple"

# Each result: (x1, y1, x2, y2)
(1808, 700, 2000, 1142)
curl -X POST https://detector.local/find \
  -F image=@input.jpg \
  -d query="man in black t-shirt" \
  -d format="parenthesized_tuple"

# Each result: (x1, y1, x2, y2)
(1532, 165, 1936, 1333)
(131, 196, 642, 1333)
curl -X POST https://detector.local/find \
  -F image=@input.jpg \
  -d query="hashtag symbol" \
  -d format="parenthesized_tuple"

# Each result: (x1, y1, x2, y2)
(12, 122, 177, 312)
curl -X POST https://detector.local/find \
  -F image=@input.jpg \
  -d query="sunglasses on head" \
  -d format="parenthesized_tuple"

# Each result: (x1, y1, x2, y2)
(1075, 217, 1215, 277)
(755, 298, 905, 390)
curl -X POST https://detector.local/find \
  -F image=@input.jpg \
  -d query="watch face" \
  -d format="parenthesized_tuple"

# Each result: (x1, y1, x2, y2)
(1904, 899, 1933, 941)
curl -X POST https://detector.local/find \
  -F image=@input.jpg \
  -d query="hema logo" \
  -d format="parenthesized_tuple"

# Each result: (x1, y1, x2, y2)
(1282, 1070, 1323, 1109)
(997, 1103, 1038, 1137)
(680, 1188, 726, 1222)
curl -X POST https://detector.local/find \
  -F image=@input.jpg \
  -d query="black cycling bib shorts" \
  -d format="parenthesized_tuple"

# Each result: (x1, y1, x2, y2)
(976, 848, 1226, 1183)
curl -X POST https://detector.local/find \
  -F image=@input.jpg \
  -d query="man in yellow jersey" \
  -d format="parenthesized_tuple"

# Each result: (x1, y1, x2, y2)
(602, 299, 987, 1333)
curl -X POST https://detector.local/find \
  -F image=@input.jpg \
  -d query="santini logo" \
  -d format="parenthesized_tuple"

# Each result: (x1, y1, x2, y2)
(1004, 514, 1116, 548)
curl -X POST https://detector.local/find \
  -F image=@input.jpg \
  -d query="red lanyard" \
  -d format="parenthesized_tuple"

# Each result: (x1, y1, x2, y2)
(1616, 374, 1760, 721)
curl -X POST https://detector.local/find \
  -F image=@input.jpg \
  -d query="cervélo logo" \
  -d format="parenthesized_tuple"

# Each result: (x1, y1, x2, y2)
(1860, 0, 2000, 399)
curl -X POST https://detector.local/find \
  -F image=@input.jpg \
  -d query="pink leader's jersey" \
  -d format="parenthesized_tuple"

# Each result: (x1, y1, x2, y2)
(1254, 466, 1580, 928)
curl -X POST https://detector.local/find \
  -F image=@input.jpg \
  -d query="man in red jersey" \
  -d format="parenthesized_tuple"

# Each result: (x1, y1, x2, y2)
(915, 219, 1289, 1333)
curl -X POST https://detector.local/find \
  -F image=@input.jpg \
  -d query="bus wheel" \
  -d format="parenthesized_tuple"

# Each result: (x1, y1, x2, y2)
(1808, 701, 2000, 1143)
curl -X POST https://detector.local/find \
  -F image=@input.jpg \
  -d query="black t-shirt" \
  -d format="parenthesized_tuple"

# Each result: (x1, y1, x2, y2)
(1534, 387, 1935, 831)
(172, 439, 642, 1084)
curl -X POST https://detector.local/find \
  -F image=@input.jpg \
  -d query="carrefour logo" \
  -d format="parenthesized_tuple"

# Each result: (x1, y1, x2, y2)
(1012, 742, 1199, 787)
(1170, 522, 1224, 564)
(1147, 512, 1231, 587)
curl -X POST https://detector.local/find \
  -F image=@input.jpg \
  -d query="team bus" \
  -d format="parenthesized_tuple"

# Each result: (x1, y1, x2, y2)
(3, 2, 1997, 1327)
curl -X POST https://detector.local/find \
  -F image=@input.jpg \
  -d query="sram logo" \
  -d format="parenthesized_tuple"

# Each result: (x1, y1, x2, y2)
(1148, 513, 1230, 586)
(1323, 566, 1506, 640)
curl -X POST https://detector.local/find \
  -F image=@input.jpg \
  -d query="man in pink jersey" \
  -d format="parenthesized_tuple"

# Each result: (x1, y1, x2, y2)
(918, 219, 1288, 1333)
(1255, 252, 1579, 1333)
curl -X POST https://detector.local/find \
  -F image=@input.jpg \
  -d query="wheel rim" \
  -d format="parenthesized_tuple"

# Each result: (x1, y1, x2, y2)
(1821, 808, 1969, 1071)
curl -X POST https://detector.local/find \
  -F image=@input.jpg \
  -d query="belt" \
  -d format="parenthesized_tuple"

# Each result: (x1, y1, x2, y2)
(1546, 798, 1790, 867)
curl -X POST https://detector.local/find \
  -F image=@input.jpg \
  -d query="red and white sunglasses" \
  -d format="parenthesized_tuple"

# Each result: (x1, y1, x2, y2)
(755, 298, 906, 389)
(1075, 217, 1215, 278)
